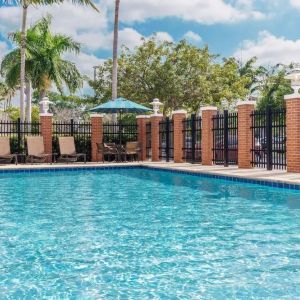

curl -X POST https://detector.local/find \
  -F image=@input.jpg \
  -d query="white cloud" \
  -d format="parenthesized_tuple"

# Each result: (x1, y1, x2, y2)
(111, 0, 265, 24)
(234, 31, 300, 65)
(183, 31, 202, 43)
(65, 52, 105, 78)
(290, 0, 300, 9)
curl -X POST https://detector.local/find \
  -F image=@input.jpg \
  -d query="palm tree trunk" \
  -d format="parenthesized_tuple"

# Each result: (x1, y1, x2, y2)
(25, 81, 32, 122)
(20, 2, 28, 123)
(112, 0, 120, 100)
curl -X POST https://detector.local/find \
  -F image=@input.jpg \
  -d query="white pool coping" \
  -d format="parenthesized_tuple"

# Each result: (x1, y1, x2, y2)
(1, 161, 300, 188)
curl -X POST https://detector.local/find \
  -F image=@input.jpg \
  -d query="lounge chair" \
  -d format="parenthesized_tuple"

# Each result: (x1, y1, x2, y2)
(0, 137, 18, 164)
(96, 142, 119, 163)
(58, 136, 86, 163)
(125, 141, 141, 161)
(26, 136, 53, 163)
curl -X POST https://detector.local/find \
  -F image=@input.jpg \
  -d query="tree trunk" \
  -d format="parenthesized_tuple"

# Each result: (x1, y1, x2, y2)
(112, 0, 120, 100)
(25, 81, 32, 122)
(20, 2, 28, 123)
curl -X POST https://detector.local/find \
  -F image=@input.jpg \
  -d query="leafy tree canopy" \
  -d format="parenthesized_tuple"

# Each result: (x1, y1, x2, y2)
(90, 39, 251, 114)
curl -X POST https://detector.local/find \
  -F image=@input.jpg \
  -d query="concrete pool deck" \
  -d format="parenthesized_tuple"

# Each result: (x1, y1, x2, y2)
(1, 161, 300, 188)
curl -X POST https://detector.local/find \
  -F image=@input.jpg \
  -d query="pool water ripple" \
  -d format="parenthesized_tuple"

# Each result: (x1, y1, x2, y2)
(0, 168, 300, 299)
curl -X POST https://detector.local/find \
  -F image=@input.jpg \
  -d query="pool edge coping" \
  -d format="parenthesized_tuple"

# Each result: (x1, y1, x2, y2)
(0, 163, 299, 191)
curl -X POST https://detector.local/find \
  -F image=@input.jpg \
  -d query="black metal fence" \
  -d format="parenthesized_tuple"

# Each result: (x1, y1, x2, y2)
(0, 118, 40, 154)
(251, 107, 286, 170)
(182, 114, 202, 163)
(52, 119, 92, 161)
(103, 122, 138, 145)
(159, 117, 174, 161)
(146, 122, 152, 159)
(212, 110, 238, 166)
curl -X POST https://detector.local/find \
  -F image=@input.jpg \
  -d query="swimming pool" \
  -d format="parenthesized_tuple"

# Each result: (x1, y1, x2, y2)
(0, 167, 300, 299)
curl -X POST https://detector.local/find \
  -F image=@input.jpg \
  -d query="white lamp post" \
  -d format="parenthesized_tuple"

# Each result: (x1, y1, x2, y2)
(39, 96, 53, 114)
(285, 67, 300, 96)
(150, 98, 163, 115)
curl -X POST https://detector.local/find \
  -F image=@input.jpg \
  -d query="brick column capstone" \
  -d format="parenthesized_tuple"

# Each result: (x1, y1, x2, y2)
(172, 110, 187, 163)
(136, 115, 150, 161)
(150, 114, 163, 162)
(91, 114, 104, 162)
(237, 101, 256, 169)
(40, 113, 53, 163)
(201, 106, 218, 166)
(285, 94, 300, 173)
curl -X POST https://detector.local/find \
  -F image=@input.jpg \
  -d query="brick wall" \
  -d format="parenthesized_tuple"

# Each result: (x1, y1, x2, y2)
(285, 96, 300, 172)
(151, 115, 163, 162)
(40, 114, 53, 162)
(237, 102, 255, 169)
(137, 116, 150, 161)
(201, 107, 217, 166)
(173, 111, 187, 163)
(91, 115, 103, 162)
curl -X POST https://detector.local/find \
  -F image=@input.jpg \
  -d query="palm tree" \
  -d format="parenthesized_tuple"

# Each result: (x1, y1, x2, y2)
(0, 81, 15, 120)
(3, 0, 98, 122)
(1, 16, 83, 121)
(112, 0, 120, 100)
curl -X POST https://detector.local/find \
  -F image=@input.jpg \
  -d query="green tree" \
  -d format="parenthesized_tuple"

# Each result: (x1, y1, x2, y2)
(90, 39, 251, 114)
(256, 65, 293, 110)
(1, 16, 83, 119)
(1, 0, 98, 122)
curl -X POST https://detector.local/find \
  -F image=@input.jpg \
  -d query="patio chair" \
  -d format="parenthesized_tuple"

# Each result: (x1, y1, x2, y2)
(96, 143, 119, 163)
(125, 141, 141, 161)
(58, 136, 86, 163)
(0, 137, 18, 164)
(26, 136, 53, 163)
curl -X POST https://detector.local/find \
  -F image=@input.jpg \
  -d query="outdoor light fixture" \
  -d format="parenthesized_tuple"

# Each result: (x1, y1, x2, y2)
(150, 98, 163, 115)
(285, 67, 300, 96)
(39, 96, 53, 114)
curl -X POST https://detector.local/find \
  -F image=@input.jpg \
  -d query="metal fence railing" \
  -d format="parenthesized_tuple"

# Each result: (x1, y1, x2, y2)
(251, 107, 286, 170)
(52, 119, 92, 161)
(212, 111, 238, 166)
(159, 117, 174, 161)
(103, 122, 138, 145)
(146, 122, 152, 160)
(182, 114, 202, 163)
(0, 118, 40, 155)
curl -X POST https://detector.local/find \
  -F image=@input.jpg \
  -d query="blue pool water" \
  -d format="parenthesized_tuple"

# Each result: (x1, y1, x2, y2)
(0, 168, 300, 299)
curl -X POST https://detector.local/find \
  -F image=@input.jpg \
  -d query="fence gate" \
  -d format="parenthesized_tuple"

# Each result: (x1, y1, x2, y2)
(212, 110, 238, 166)
(159, 117, 174, 162)
(251, 107, 286, 170)
(146, 122, 152, 159)
(182, 114, 202, 163)
(103, 121, 138, 145)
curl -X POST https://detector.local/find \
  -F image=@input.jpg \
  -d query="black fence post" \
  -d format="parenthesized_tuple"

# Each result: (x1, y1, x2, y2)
(191, 114, 196, 164)
(166, 117, 170, 162)
(70, 119, 74, 136)
(266, 106, 273, 171)
(17, 118, 21, 154)
(224, 110, 229, 167)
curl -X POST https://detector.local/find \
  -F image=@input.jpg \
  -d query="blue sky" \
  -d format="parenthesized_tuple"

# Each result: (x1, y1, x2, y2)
(1, 0, 300, 82)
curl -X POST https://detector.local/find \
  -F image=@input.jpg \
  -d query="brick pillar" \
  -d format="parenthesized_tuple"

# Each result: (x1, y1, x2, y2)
(201, 106, 218, 166)
(172, 110, 187, 163)
(40, 113, 53, 162)
(285, 94, 300, 172)
(150, 114, 163, 162)
(136, 115, 150, 161)
(237, 101, 255, 169)
(91, 114, 104, 162)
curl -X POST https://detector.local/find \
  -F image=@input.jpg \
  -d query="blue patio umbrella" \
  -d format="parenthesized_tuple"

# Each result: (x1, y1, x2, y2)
(89, 97, 152, 114)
